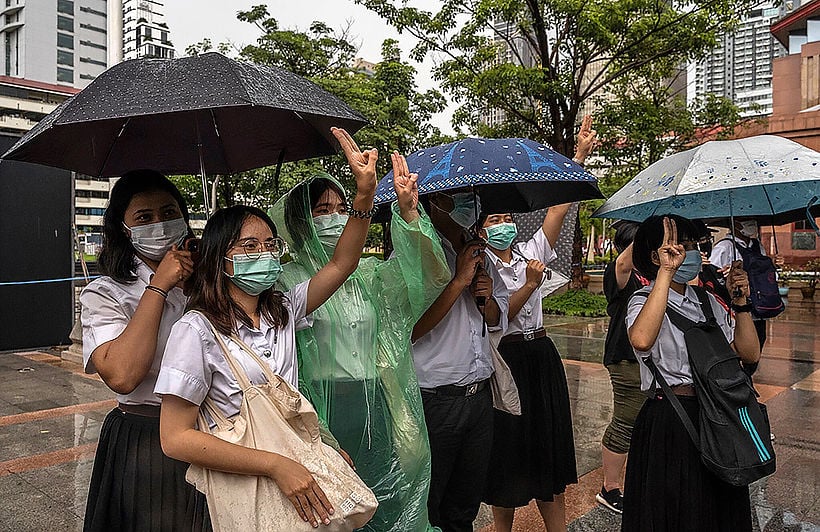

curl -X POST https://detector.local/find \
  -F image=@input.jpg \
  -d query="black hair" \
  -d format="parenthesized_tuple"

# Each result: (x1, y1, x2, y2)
(97, 169, 190, 283)
(612, 221, 640, 254)
(187, 205, 288, 335)
(632, 215, 699, 280)
(283, 177, 346, 252)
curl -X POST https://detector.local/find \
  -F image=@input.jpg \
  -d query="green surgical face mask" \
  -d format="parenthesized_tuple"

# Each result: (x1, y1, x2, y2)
(224, 251, 282, 296)
(484, 222, 518, 250)
(313, 213, 349, 254)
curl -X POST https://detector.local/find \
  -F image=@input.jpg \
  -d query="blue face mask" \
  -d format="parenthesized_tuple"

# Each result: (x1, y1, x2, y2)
(448, 192, 480, 228)
(673, 250, 702, 284)
(484, 222, 518, 250)
(224, 251, 283, 296)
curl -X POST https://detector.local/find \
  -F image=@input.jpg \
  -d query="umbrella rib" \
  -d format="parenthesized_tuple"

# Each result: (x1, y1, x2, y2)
(97, 118, 130, 177)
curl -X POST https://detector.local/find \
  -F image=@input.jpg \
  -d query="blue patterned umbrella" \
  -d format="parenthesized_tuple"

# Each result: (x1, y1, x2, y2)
(374, 137, 602, 213)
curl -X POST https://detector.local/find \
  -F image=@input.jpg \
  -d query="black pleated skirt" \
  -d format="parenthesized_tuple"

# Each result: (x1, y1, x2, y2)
(483, 335, 578, 507)
(622, 396, 752, 532)
(83, 408, 211, 532)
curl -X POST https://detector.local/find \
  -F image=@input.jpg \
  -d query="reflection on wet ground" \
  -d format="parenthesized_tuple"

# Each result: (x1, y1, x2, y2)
(0, 296, 817, 531)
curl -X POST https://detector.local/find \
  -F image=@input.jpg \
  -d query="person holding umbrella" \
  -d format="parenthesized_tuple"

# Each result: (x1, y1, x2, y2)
(155, 127, 379, 528)
(624, 215, 759, 531)
(267, 149, 450, 531)
(479, 116, 596, 532)
(79, 170, 208, 531)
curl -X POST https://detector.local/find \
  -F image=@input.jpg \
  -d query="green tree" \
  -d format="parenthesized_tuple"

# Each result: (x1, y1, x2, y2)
(179, 7, 450, 230)
(357, 0, 753, 282)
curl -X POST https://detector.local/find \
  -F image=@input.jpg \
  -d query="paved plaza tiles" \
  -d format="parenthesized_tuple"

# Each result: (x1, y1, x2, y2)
(0, 293, 817, 531)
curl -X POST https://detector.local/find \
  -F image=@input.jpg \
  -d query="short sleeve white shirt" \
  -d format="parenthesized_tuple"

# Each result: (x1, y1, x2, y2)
(412, 233, 510, 389)
(485, 227, 558, 334)
(626, 283, 735, 391)
(709, 235, 766, 270)
(154, 280, 311, 419)
(79, 259, 187, 406)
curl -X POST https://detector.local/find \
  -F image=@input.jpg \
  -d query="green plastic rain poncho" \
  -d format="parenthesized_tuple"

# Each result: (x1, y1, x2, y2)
(269, 175, 450, 532)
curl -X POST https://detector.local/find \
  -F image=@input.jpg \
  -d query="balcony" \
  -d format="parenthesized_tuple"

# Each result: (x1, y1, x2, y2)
(0, 20, 24, 34)
(0, 114, 36, 131)
(0, 3, 23, 18)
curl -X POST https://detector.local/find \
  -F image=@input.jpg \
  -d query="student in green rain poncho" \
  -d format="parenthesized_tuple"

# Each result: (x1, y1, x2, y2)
(269, 151, 451, 532)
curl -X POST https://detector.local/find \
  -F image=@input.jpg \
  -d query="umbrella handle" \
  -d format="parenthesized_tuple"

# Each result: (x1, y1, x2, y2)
(808, 196, 820, 237)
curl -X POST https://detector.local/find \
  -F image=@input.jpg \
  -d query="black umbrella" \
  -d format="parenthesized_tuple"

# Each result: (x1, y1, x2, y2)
(2, 52, 367, 211)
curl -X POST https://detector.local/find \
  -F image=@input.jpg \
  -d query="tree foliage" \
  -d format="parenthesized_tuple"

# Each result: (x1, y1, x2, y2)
(177, 5, 450, 217)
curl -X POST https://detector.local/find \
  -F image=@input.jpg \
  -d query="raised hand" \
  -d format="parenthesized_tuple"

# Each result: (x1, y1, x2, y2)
(454, 241, 485, 289)
(574, 114, 597, 163)
(331, 127, 377, 197)
(152, 245, 193, 291)
(525, 259, 547, 287)
(470, 270, 494, 303)
(726, 260, 751, 304)
(657, 217, 685, 276)
(391, 151, 419, 221)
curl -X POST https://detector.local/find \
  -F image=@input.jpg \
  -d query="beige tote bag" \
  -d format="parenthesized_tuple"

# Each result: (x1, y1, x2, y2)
(488, 330, 521, 415)
(186, 317, 378, 531)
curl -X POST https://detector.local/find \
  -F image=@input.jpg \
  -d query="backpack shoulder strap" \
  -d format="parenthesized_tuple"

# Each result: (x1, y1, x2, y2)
(691, 285, 717, 324)
(631, 289, 701, 331)
(642, 354, 701, 448)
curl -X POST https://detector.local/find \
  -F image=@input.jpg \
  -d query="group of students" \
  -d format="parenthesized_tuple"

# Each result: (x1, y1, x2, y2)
(79, 119, 764, 532)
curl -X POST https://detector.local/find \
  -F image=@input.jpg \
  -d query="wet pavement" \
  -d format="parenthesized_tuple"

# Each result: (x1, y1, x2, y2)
(0, 293, 817, 531)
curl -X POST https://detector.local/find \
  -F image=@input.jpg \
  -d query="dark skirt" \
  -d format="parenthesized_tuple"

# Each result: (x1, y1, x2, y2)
(484, 335, 578, 507)
(84, 408, 211, 532)
(622, 396, 752, 532)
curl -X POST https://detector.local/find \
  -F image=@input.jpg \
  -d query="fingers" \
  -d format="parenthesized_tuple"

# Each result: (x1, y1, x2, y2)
(288, 495, 310, 524)
(669, 217, 678, 245)
(304, 488, 331, 526)
(331, 127, 354, 157)
(311, 483, 334, 520)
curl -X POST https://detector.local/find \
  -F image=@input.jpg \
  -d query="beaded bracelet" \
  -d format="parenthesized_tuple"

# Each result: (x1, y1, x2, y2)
(145, 285, 169, 299)
(347, 203, 378, 219)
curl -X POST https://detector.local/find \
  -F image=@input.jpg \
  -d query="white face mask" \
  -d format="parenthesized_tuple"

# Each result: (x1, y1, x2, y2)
(313, 213, 349, 253)
(738, 220, 759, 239)
(124, 217, 188, 261)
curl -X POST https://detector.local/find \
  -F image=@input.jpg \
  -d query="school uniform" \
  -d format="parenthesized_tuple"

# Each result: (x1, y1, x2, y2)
(80, 258, 209, 532)
(412, 234, 509, 532)
(154, 280, 311, 420)
(482, 228, 578, 508)
(709, 235, 768, 351)
(622, 283, 752, 532)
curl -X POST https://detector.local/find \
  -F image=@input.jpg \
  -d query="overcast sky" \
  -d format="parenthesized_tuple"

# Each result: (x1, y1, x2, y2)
(162, 1, 455, 133)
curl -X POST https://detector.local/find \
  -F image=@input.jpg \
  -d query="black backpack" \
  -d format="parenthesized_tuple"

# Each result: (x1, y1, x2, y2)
(638, 287, 776, 486)
(725, 238, 784, 319)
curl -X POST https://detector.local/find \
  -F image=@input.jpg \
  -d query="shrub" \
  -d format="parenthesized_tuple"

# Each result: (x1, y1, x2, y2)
(542, 289, 608, 317)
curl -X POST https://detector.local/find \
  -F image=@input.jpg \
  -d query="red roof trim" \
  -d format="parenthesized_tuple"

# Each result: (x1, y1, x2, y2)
(771, 1, 820, 45)
(0, 76, 81, 95)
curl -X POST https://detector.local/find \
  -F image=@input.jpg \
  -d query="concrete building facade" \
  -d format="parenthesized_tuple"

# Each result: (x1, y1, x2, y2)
(0, 0, 110, 89)
(688, 1, 786, 117)
(122, 0, 174, 60)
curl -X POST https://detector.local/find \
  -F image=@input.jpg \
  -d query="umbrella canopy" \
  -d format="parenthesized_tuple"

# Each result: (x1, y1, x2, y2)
(593, 135, 820, 223)
(2, 52, 368, 177)
(373, 137, 602, 214)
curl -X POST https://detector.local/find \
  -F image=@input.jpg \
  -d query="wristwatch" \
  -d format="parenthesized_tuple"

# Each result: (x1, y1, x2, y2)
(730, 299, 754, 313)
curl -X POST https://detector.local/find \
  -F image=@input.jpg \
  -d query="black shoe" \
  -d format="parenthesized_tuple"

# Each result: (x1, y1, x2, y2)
(596, 486, 623, 514)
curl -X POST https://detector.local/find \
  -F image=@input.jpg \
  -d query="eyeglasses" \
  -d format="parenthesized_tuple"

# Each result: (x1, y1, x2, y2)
(231, 237, 286, 259)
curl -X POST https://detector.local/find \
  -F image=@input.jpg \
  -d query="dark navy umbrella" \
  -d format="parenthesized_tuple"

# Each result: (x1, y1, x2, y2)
(2, 52, 367, 212)
(374, 137, 602, 214)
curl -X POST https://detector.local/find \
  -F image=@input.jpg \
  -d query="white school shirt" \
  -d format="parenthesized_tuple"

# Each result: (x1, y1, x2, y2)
(485, 227, 558, 335)
(411, 233, 510, 389)
(709, 235, 766, 271)
(626, 283, 735, 392)
(80, 258, 187, 407)
(154, 280, 312, 419)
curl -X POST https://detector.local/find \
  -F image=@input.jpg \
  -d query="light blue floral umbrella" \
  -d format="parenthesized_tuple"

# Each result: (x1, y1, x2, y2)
(593, 135, 820, 231)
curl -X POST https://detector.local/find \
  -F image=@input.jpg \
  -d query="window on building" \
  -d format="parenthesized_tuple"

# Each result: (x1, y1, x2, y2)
(792, 219, 818, 250)
(57, 67, 74, 83)
(57, 32, 74, 49)
(57, 49, 73, 66)
(57, 0, 74, 14)
(57, 15, 73, 32)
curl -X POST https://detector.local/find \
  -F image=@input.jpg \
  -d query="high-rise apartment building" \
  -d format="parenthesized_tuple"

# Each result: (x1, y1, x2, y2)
(122, 0, 174, 60)
(687, 2, 786, 117)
